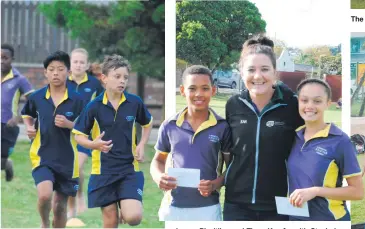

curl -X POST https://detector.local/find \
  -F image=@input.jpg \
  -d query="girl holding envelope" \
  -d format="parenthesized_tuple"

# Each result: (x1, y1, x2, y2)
(288, 79, 364, 221)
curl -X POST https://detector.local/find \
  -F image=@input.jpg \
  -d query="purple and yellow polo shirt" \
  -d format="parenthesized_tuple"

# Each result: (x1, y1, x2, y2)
(155, 108, 232, 208)
(1, 68, 33, 124)
(288, 123, 362, 221)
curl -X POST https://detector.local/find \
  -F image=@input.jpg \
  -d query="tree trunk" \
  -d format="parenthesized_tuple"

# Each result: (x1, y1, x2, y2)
(351, 73, 365, 105)
(359, 94, 365, 117)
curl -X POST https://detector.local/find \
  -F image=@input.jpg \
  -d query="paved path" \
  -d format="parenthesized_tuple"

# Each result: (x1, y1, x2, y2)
(351, 117, 365, 135)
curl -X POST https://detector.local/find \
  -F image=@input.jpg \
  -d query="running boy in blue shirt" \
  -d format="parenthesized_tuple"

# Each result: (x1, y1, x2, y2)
(72, 55, 153, 227)
(21, 51, 85, 228)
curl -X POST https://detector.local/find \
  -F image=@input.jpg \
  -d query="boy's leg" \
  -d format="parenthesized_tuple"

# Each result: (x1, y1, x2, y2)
(118, 171, 144, 226)
(119, 199, 143, 226)
(33, 166, 55, 228)
(52, 191, 68, 228)
(1, 124, 19, 182)
(67, 147, 89, 217)
(77, 151, 88, 213)
(101, 203, 119, 228)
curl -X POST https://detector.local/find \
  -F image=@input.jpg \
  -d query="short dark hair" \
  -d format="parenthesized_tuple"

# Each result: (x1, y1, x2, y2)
(1, 44, 14, 58)
(102, 54, 131, 76)
(43, 51, 71, 70)
(181, 65, 213, 85)
(297, 78, 332, 101)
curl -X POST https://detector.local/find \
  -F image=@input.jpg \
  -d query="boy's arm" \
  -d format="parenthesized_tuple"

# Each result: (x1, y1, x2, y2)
(150, 151, 176, 191)
(21, 97, 37, 139)
(135, 124, 153, 162)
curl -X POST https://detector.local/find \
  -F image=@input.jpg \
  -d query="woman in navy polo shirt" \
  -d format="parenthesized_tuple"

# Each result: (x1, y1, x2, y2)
(224, 36, 304, 221)
(288, 79, 364, 221)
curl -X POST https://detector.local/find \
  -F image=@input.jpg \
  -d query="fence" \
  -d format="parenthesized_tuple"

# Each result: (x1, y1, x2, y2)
(1, 0, 80, 65)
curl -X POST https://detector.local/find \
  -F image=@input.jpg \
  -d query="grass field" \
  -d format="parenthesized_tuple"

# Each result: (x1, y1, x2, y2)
(177, 93, 342, 127)
(1, 142, 164, 228)
(352, 154, 365, 224)
(351, 100, 365, 117)
(351, 0, 365, 9)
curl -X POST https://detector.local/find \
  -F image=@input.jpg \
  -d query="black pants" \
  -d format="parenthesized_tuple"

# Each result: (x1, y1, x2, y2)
(1, 123, 19, 160)
(223, 201, 289, 221)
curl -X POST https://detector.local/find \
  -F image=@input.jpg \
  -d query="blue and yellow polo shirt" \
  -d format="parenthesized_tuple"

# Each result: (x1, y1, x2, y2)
(72, 91, 152, 176)
(21, 86, 85, 178)
(67, 73, 103, 103)
(288, 123, 362, 221)
(155, 108, 232, 208)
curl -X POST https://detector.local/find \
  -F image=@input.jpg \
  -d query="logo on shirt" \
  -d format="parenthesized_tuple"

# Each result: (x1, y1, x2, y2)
(84, 88, 92, 93)
(7, 83, 14, 89)
(126, 116, 135, 122)
(65, 112, 74, 117)
(315, 146, 328, 156)
(74, 185, 79, 191)
(240, 120, 247, 124)
(137, 188, 143, 196)
(208, 134, 220, 143)
(266, 121, 285, 127)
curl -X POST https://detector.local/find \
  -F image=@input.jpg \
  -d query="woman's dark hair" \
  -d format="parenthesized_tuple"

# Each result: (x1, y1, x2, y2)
(297, 78, 332, 101)
(239, 35, 276, 70)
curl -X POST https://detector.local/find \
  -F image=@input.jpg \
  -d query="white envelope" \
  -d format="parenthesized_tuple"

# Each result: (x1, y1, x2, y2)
(167, 168, 200, 188)
(275, 196, 310, 217)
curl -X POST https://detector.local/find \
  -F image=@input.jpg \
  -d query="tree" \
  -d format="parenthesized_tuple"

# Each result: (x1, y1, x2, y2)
(176, 1, 266, 72)
(38, 1, 165, 99)
(318, 54, 342, 75)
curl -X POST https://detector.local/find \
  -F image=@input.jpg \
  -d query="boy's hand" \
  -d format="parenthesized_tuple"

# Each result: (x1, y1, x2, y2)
(6, 117, 18, 127)
(158, 173, 177, 191)
(135, 144, 145, 162)
(92, 131, 113, 153)
(27, 126, 37, 139)
(54, 115, 72, 129)
(198, 180, 215, 197)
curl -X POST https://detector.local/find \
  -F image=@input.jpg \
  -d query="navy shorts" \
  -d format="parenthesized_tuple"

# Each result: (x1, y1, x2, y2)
(1, 123, 19, 159)
(88, 171, 144, 208)
(32, 166, 79, 197)
(77, 144, 91, 157)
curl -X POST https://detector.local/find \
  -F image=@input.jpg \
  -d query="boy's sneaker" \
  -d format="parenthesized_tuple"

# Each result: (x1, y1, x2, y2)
(5, 159, 14, 182)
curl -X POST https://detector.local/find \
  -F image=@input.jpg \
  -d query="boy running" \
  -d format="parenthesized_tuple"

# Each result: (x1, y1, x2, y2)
(21, 51, 84, 228)
(150, 65, 232, 221)
(72, 54, 152, 227)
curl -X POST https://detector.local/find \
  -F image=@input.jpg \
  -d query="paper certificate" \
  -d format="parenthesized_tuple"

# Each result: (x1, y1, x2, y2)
(275, 196, 310, 217)
(167, 168, 200, 188)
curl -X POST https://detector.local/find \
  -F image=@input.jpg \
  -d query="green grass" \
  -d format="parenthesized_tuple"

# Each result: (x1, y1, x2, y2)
(351, 100, 365, 117)
(351, 154, 365, 224)
(1, 142, 164, 228)
(351, 0, 365, 9)
(177, 94, 342, 126)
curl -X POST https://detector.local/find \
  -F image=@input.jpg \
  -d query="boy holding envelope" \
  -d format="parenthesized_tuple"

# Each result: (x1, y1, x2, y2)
(150, 65, 232, 221)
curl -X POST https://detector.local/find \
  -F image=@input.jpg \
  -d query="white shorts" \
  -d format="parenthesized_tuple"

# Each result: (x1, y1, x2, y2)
(158, 203, 222, 221)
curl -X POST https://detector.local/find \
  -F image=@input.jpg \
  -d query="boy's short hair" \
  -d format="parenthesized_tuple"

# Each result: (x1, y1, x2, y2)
(43, 51, 71, 70)
(181, 65, 213, 85)
(102, 54, 131, 76)
(1, 44, 14, 58)
(71, 48, 89, 61)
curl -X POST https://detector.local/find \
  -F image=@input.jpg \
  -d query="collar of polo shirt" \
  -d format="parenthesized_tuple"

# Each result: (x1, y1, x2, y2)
(68, 73, 88, 85)
(296, 123, 342, 142)
(102, 91, 126, 106)
(1, 69, 14, 83)
(175, 107, 221, 143)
